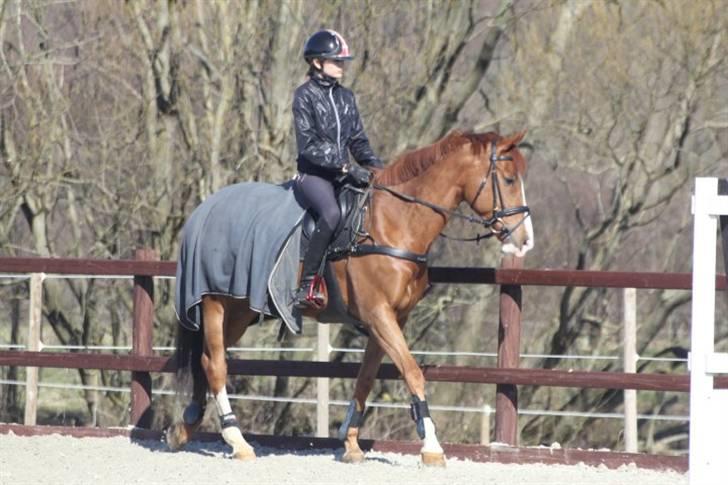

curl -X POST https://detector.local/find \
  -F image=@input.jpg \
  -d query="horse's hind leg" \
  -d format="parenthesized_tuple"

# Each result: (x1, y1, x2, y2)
(202, 295, 256, 460)
(167, 325, 209, 451)
(166, 375, 207, 450)
(340, 338, 385, 463)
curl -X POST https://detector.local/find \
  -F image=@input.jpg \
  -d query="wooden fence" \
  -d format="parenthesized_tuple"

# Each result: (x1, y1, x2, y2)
(1, 253, 727, 471)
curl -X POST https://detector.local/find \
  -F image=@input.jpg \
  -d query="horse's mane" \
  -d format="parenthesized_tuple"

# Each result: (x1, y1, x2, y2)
(375, 131, 523, 186)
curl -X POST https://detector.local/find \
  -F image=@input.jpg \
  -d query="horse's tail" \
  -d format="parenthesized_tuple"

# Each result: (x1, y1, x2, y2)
(174, 322, 206, 399)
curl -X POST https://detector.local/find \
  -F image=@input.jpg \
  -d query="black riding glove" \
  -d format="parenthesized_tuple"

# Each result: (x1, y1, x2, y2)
(364, 158, 384, 169)
(346, 164, 372, 186)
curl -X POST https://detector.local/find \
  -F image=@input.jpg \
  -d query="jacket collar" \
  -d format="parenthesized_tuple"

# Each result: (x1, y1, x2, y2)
(310, 71, 338, 89)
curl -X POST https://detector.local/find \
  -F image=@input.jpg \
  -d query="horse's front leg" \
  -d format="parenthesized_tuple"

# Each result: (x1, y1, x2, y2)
(340, 338, 386, 463)
(363, 307, 446, 467)
(201, 296, 256, 461)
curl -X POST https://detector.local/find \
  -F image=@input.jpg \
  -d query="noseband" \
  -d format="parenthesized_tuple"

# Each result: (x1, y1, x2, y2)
(373, 141, 530, 243)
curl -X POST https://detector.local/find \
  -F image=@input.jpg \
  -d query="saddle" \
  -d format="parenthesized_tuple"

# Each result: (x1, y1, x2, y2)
(300, 183, 429, 265)
(300, 183, 370, 259)
(298, 184, 371, 331)
(294, 183, 428, 333)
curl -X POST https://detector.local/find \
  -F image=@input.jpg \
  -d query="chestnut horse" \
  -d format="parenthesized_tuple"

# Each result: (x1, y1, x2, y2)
(166, 130, 534, 466)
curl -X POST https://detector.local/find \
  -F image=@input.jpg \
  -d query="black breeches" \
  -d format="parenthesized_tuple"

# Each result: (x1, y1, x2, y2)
(294, 173, 341, 276)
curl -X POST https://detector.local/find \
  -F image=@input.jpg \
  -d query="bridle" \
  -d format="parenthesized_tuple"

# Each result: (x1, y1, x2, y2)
(372, 140, 531, 243)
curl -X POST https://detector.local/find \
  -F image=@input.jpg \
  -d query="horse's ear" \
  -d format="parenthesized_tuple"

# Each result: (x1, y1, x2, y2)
(497, 130, 527, 153)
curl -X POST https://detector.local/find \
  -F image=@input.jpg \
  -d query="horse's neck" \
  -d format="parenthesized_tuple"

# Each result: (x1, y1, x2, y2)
(371, 157, 464, 254)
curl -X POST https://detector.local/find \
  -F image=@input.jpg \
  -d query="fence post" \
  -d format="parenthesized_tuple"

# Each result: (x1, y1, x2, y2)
(480, 404, 492, 445)
(720, 178, 728, 298)
(622, 287, 638, 452)
(24, 272, 45, 426)
(495, 255, 522, 445)
(316, 323, 330, 437)
(689, 177, 728, 483)
(131, 248, 156, 428)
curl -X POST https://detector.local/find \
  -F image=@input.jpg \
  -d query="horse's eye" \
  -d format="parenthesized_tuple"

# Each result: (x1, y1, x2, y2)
(504, 176, 516, 186)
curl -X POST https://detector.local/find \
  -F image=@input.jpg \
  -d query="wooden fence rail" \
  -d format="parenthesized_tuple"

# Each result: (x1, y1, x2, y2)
(3, 350, 728, 391)
(2, 256, 727, 288)
(1, 255, 726, 451)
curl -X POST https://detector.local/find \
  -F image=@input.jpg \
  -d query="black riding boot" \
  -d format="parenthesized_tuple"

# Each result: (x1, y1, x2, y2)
(294, 222, 333, 308)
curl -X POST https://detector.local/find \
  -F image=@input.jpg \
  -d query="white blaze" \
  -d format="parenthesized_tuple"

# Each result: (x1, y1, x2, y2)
(501, 178, 534, 257)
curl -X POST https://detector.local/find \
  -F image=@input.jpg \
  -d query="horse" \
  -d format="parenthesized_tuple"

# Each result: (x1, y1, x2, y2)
(166, 129, 534, 466)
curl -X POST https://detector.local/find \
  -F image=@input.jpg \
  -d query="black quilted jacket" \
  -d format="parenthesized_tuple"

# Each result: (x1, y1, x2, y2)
(293, 75, 383, 179)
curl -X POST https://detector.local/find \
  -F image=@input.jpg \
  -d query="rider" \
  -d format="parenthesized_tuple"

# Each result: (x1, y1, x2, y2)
(292, 29, 383, 308)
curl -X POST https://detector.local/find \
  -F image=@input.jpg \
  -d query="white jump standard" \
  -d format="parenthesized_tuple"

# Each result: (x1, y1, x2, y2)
(689, 177, 728, 485)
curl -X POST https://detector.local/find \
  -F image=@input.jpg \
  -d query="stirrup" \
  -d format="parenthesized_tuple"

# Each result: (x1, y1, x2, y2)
(293, 274, 324, 309)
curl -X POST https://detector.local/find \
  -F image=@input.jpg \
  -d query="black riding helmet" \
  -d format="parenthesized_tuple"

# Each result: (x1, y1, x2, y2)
(303, 30, 353, 63)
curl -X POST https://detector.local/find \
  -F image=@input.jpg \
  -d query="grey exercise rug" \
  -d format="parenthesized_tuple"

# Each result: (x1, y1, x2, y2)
(174, 181, 306, 334)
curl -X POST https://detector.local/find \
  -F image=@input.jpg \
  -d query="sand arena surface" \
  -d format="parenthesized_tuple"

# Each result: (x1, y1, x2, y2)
(0, 433, 688, 485)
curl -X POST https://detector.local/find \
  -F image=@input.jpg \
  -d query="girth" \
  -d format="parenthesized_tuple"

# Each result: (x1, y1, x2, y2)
(346, 244, 427, 264)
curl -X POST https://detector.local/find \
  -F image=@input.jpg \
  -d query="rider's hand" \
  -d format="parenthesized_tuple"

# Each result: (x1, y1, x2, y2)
(346, 164, 372, 186)
(365, 158, 384, 169)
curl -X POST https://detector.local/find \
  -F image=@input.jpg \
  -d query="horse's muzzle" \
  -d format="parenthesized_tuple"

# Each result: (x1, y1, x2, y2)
(500, 212, 534, 257)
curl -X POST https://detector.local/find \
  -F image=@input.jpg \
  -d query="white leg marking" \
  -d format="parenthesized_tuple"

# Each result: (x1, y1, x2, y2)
(421, 417, 444, 454)
(214, 387, 233, 416)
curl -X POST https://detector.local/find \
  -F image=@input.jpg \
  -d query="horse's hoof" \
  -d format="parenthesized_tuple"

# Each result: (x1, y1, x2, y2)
(421, 452, 446, 467)
(232, 448, 256, 461)
(165, 423, 190, 451)
(341, 450, 365, 464)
